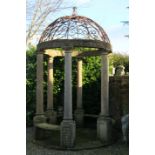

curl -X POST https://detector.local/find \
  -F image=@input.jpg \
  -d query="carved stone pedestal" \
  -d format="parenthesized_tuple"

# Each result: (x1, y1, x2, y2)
(97, 116, 112, 143)
(33, 115, 47, 125)
(74, 108, 84, 127)
(45, 110, 57, 124)
(60, 120, 76, 148)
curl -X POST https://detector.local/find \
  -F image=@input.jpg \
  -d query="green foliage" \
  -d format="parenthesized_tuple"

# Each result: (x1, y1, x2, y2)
(26, 47, 129, 125)
(26, 46, 37, 126)
(83, 56, 101, 85)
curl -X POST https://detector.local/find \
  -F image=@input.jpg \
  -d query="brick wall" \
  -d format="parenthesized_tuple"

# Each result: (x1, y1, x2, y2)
(109, 76, 129, 121)
(109, 76, 129, 139)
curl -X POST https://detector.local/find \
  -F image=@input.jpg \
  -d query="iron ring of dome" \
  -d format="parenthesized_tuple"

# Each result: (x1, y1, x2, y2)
(37, 9, 112, 54)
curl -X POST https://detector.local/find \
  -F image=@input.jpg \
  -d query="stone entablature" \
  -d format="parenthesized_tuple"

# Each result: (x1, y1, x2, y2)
(37, 39, 112, 52)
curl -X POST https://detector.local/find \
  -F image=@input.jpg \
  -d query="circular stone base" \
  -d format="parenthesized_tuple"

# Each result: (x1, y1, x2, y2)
(33, 128, 113, 150)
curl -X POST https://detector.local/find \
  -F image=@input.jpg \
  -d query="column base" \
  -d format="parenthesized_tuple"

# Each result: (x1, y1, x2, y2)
(33, 114, 47, 125)
(74, 108, 84, 127)
(45, 110, 57, 124)
(97, 116, 112, 143)
(60, 120, 76, 148)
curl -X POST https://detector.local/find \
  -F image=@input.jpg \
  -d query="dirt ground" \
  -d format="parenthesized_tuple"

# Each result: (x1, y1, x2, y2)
(26, 127, 129, 155)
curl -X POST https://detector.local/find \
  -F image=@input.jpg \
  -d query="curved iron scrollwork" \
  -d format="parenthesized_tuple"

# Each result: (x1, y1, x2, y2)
(39, 15, 110, 44)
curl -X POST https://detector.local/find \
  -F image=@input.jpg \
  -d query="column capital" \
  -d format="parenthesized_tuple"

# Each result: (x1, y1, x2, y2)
(37, 52, 44, 56)
(63, 45, 73, 51)
(77, 57, 83, 61)
(37, 50, 45, 54)
(64, 51, 72, 53)
(48, 55, 54, 60)
(101, 52, 109, 56)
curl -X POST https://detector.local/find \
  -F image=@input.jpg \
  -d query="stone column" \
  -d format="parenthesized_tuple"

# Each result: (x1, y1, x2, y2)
(33, 53, 46, 125)
(75, 59, 84, 127)
(45, 56, 57, 124)
(97, 53, 112, 143)
(60, 48, 76, 148)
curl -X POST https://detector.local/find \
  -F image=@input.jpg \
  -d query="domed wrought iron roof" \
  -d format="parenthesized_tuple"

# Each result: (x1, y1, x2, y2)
(39, 8, 110, 44)
(38, 8, 112, 53)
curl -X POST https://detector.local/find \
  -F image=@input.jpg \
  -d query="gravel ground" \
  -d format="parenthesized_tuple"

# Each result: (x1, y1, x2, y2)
(27, 127, 129, 155)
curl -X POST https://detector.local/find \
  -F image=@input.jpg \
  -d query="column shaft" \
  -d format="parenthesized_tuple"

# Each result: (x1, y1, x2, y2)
(61, 49, 75, 148)
(36, 54, 44, 114)
(77, 60, 83, 108)
(47, 56, 54, 110)
(75, 59, 84, 127)
(101, 54, 109, 116)
(64, 50, 72, 120)
(97, 54, 111, 143)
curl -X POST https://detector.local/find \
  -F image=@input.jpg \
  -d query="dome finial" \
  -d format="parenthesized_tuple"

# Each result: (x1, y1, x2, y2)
(72, 7, 77, 16)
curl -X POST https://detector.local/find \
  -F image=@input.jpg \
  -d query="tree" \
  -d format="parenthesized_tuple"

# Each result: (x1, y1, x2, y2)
(26, 46, 37, 125)
(26, 0, 72, 46)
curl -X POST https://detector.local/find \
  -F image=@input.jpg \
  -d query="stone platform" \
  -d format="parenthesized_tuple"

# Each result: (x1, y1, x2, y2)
(33, 125, 112, 150)
(27, 127, 129, 155)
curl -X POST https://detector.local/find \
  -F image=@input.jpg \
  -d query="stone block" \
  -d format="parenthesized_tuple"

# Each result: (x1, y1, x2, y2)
(97, 116, 112, 143)
(74, 109, 84, 127)
(33, 115, 47, 125)
(34, 126, 47, 140)
(45, 110, 57, 124)
(60, 120, 76, 148)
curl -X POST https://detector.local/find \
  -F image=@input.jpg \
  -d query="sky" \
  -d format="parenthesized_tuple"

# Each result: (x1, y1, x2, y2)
(55, 0, 129, 53)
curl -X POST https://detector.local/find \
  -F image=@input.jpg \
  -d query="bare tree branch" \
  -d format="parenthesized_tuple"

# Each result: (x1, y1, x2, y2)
(26, 0, 70, 46)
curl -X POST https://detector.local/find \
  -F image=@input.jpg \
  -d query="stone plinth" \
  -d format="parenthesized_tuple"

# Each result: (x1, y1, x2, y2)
(97, 116, 112, 143)
(60, 120, 76, 148)
(34, 123, 60, 140)
(45, 110, 57, 124)
(74, 108, 84, 127)
(33, 115, 47, 125)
